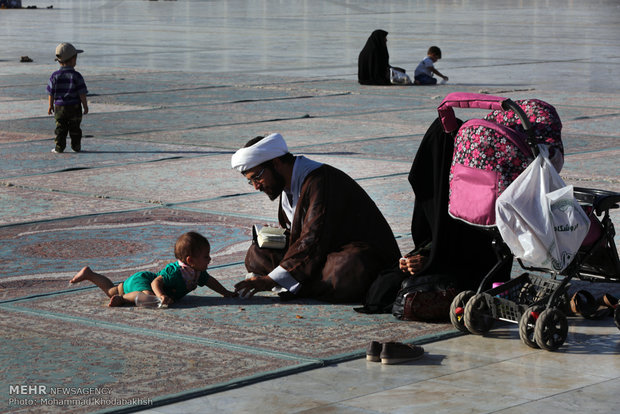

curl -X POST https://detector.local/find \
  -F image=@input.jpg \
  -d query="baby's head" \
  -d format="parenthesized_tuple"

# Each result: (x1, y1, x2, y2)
(175, 231, 211, 271)
(54, 42, 83, 66)
(427, 46, 442, 62)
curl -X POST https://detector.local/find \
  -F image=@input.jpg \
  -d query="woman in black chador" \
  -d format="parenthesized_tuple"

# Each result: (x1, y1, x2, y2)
(402, 118, 512, 291)
(358, 29, 391, 85)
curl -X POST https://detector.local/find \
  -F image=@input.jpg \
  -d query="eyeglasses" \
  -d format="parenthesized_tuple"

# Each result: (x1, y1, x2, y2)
(246, 168, 265, 185)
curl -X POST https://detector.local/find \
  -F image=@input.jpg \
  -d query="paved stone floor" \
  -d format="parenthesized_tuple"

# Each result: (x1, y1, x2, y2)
(1, 1, 619, 413)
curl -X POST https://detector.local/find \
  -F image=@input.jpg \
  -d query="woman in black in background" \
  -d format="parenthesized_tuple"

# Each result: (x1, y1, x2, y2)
(358, 29, 391, 85)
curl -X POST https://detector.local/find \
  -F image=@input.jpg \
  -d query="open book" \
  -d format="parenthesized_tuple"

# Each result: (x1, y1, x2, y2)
(253, 225, 287, 249)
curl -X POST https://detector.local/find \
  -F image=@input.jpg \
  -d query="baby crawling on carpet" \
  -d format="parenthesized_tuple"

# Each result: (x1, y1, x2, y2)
(70, 231, 237, 307)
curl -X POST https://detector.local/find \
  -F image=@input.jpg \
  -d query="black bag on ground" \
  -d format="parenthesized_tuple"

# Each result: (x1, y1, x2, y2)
(353, 264, 407, 314)
(392, 274, 458, 321)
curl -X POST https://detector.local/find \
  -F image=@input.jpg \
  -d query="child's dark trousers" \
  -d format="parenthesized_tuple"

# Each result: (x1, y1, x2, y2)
(54, 104, 83, 152)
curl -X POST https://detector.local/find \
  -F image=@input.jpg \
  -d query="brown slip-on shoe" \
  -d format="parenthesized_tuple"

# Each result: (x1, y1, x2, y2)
(380, 342, 424, 365)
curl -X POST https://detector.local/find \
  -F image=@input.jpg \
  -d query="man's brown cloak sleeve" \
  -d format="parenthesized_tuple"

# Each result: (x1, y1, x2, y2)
(278, 165, 401, 294)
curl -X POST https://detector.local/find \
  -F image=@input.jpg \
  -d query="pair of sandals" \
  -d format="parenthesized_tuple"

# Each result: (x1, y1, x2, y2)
(569, 290, 620, 329)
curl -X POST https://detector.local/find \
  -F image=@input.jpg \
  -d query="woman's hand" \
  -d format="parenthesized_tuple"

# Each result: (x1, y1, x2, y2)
(399, 254, 427, 276)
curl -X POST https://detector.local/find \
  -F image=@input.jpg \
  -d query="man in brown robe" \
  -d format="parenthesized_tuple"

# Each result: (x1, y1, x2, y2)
(231, 133, 401, 303)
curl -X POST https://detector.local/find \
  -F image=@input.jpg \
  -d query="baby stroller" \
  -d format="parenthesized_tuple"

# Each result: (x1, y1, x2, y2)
(436, 92, 620, 351)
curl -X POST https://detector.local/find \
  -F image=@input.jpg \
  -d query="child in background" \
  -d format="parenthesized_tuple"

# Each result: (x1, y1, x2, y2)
(70, 231, 237, 306)
(47, 42, 89, 153)
(414, 46, 449, 85)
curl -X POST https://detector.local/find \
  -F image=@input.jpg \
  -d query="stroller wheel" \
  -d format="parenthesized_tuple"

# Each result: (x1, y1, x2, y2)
(464, 293, 495, 335)
(449, 290, 475, 333)
(535, 308, 568, 351)
(518, 306, 543, 349)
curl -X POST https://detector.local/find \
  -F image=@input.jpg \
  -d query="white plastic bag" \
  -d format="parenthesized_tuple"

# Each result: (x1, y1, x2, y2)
(495, 145, 590, 271)
(390, 68, 412, 85)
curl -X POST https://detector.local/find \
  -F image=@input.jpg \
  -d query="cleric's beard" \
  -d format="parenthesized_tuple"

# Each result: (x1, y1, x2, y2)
(264, 168, 285, 201)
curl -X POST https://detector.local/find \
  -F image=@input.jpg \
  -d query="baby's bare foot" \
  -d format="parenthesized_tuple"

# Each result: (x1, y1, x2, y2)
(70, 266, 94, 284)
(108, 295, 124, 307)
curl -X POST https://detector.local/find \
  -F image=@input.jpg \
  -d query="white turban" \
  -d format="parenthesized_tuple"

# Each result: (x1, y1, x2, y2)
(231, 133, 289, 172)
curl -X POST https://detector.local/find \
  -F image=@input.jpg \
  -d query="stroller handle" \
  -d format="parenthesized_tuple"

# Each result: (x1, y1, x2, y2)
(501, 99, 537, 151)
(438, 93, 536, 149)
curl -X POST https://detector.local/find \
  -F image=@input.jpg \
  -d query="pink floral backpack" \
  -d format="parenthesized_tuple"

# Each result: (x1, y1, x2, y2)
(437, 92, 563, 227)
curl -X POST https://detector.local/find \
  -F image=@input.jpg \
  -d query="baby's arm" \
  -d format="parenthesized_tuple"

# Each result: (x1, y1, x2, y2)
(206, 277, 238, 297)
(151, 276, 173, 305)
(48, 95, 54, 115)
(80, 94, 89, 115)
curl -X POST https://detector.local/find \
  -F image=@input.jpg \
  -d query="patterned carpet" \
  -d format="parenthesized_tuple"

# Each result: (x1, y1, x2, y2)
(0, 209, 454, 413)
(2, 65, 619, 412)
(0, 209, 252, 299)
(1, 267, 455, 413)
(0, 304, 307, 413)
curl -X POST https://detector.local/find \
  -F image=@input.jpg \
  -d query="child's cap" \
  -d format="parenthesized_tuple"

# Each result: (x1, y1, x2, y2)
(55, 43, 84, 62)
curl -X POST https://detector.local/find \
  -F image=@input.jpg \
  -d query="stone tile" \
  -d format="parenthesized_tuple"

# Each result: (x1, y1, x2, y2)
(342, 378, 531, 414)
(496, 379, 620, 414)
(429, 356, 609, 401)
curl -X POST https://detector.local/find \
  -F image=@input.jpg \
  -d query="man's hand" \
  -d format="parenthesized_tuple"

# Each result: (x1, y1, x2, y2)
(234, 275, 277, 298)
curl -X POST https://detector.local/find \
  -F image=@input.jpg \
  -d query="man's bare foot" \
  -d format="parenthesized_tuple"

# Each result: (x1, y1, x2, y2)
(70, 266, 95, 284)
(108, 295, 125, 307)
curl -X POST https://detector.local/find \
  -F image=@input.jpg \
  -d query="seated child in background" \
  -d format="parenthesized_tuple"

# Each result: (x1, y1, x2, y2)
(70, 231, 237, 306)
(414, 46, 449, 85)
